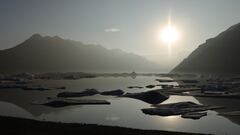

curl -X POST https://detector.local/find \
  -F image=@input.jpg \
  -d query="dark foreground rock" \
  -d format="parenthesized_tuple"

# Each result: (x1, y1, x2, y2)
(33, 99, 110, 107)
(142, 102, 223, 117)
(121, 90, 169, 104)
(22, 86, 50, 91)
(0, 116, 210, 135)
(155, 79, 174, 83)
(181, 112, 207, 120)
(100, 89, 125, 96)
(57, 89, 99, 98)
(145, 85, 156, 88)
(56, 86, 66, 90)
(128, 86, 144, 89)
(160, 84, 174, 89)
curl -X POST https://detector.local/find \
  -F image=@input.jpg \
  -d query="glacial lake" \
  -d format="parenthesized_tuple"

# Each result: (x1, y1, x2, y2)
(0, 76, 240, 135)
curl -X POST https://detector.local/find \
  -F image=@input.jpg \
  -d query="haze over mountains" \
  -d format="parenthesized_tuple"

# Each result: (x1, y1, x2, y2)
(172, 23, 240, 75)
(3, 21, 240, 75)
(0, 34, 159, 74)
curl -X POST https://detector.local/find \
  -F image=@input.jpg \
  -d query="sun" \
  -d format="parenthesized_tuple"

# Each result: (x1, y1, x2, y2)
(160, 25, 180, 44)
(158, 13, 181, 56)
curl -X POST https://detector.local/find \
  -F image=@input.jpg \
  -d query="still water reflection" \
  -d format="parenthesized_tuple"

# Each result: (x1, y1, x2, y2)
(0, 76, 239, 135)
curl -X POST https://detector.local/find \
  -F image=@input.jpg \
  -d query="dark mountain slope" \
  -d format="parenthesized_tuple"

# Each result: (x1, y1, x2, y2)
(171, 23, 240, 74)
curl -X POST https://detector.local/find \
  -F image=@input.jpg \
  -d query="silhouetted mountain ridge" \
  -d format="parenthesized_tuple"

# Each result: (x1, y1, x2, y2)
(171, 22, 240, 74)
(0, 34, 158, 73)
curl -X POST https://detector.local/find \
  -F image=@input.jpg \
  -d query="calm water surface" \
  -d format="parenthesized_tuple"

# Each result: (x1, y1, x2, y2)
(0, 76, 239, 135)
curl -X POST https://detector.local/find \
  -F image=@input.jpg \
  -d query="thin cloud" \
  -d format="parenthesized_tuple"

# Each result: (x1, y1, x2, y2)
(104, 28, 120, 32)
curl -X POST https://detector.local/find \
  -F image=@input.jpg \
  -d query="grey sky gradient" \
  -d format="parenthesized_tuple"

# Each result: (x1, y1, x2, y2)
(1, 0, 240, 71)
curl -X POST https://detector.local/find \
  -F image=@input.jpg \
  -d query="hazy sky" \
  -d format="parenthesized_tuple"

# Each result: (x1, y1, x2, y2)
(1, 0, 240, 70)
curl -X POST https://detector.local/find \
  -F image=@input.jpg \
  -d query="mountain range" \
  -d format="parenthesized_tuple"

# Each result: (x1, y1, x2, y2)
(0, 34, 158, 74)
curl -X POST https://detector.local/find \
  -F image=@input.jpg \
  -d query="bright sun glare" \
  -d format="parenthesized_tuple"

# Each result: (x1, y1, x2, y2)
(158, 14, 181, 56)
(160, 26, 179, 44)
